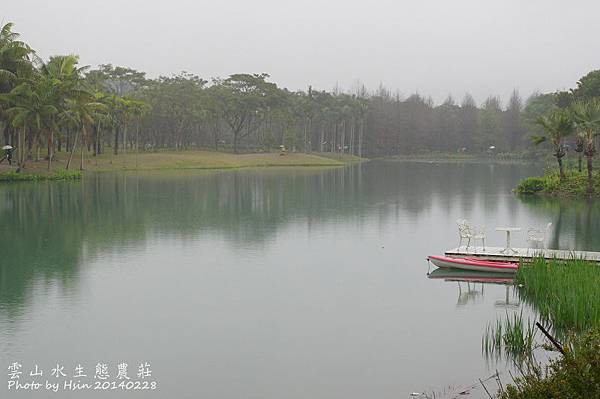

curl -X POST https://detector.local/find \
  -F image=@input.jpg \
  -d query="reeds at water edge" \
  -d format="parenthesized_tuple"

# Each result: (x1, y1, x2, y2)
(516, 257, 600, 334)
(482, 256, 600, 362)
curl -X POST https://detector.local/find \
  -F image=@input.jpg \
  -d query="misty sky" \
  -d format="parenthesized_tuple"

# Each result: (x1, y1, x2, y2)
(4, 0, 600, 104)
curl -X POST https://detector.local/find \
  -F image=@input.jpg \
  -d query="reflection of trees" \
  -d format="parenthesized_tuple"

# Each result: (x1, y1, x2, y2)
(0, 162, 546, 318)
(518, 196, 600, 250)
(0, 182, 85, 319)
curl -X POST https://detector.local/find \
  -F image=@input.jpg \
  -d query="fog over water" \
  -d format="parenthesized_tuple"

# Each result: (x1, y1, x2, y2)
(4, 0, 600, 103)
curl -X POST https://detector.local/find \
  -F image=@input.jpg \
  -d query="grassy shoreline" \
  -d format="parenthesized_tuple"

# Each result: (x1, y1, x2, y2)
(378, 152, 539, 164)
(0, 150, 365, 181)
(0, 169, 82, 182)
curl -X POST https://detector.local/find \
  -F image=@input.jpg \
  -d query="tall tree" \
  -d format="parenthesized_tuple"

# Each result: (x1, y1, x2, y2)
(571, 99, 600, 194)
(479, 96, 503, 151)
(458, 93, 479, 152)
(0, 22, 35, 148)
(211, 74, 282, 153)
(505, 89, 524, 151)
(572, 70, 600, 100)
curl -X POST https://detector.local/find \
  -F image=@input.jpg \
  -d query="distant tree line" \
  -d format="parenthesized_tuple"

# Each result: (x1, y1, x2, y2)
(0, 22, 598, 172)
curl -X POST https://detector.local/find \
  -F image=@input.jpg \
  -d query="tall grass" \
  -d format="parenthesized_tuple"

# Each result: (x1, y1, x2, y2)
(483, 257, 600, 363)
(516, 257, 600, 334)
(483, 311, 538, 361)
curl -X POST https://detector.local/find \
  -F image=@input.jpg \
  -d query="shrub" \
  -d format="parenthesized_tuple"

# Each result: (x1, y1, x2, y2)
(500, 328, 600, 398)
(52, 170, 82, 180)
(515, 177, 546, 194)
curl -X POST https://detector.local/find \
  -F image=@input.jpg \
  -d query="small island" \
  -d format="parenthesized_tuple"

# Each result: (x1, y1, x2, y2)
(515, 71, 600, 197)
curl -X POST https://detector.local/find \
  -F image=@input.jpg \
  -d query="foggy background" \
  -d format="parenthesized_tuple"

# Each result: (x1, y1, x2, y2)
(3, 0, 600, 103)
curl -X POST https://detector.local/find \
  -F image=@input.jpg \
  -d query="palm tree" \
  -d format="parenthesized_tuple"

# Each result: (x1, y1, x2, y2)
(61, 95, 105, 170)
(39, 55, 88, 170)
(573, 131, 585, 172)
(3, 82, 58, 170)
(0, 22, 35, 147)
(533, 109, 575, 181)
(571, 99, 600, 194)
(0, 23, 34, 91)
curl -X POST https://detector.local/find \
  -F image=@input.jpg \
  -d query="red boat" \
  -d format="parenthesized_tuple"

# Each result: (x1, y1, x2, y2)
(427, 255, 518, 274)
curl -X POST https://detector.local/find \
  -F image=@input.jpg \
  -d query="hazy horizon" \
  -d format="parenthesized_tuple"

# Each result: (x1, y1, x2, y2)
(4, 0, 599, 105)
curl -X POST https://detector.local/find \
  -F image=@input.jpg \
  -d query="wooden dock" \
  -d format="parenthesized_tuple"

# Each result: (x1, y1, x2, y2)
(445, 246, 600, 263)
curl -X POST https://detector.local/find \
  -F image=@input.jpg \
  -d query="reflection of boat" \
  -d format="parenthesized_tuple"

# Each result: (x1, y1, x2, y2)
(427, 255, 518, 273)
(427, 268, 514, 284)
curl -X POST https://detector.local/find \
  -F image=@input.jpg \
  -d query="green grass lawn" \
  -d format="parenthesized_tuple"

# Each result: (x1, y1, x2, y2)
(0, 150, 364, 180)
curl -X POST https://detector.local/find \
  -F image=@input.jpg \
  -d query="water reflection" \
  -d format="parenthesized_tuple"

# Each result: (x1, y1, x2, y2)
(0, 162, 541, 317)
(495, 285, 520, 309)
(428, 268, 515, 308)
(2, 161, 600, 398)
(519, 196, 600, 250)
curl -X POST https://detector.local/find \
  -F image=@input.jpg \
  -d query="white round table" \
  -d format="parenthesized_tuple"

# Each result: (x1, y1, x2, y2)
(495, 227, 521, 254)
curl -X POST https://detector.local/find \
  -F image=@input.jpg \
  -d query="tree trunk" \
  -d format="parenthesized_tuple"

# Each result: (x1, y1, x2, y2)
(587, 155, 594, 194)
(320, 124, 325, 153)
(233, 130, 239, 153)
(16, 126, 24, 171)
(47, 130, 53, 171)
(136, 122, 139, 169)
(557, 156, 565, 181)
(96, 122, 102, 155)
(350, 121, 355, 155)
(1, 124, 8, 146)
(358, 118, 364, 158)
(123, 125, 127, 154)
(214, 125, 219, 151)
(66, 131, 79, 170)
(80, 128, 85, 170)
(340, 120, 346, 156)
(66, 129, 71, 153)
(114, 126, 119, 155)
(307, 118, 312, 152)
(303, 118, 308, 153)
(578, 155, 582, 173)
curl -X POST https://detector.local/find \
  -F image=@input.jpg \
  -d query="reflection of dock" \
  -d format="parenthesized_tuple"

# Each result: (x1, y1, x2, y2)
(445, 246, 600, 263)
(428, 269, 515, 308)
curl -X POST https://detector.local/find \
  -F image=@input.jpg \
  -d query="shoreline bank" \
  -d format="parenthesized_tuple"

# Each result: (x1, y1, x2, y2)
(0, 151, 365, 181)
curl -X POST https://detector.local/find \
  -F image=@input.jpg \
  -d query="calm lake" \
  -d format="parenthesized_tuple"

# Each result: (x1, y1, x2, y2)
(2, 161, 600, 398)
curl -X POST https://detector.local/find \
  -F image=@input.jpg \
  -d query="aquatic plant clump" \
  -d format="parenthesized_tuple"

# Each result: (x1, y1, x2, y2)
(482, 311, 538, 361)
(516, 257, 600, 334)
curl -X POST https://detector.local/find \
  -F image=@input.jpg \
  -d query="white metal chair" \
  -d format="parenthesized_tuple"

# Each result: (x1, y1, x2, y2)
(457, 219, 486, 251)
(527, 222, 552, 253)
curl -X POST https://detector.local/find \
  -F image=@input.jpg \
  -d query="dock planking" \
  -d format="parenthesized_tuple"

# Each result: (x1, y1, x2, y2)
(445, 246, 600, 264)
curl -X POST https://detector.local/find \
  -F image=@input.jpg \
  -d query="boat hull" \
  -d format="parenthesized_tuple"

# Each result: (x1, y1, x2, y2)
(428, 255, 518, 274)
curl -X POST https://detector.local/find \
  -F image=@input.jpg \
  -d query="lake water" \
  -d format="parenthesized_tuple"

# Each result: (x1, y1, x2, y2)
(1, 161, 600, 398)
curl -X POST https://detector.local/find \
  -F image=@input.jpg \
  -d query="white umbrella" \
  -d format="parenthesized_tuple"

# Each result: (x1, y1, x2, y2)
(2, 145, 13, 150)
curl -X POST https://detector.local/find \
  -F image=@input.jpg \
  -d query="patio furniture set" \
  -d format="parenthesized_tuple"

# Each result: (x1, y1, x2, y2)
(456, 219, 552, 254)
